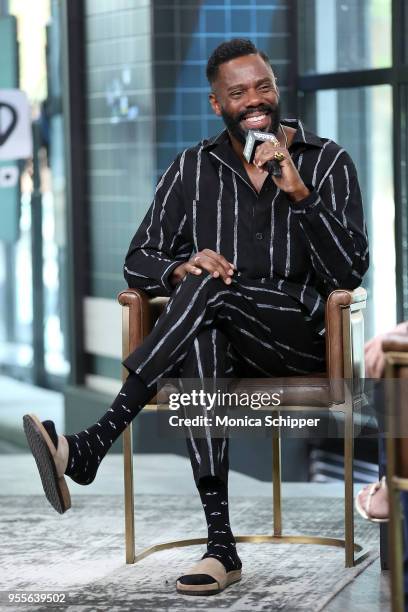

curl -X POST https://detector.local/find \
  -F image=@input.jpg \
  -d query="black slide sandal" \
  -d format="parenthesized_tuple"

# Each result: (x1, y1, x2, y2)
(23, 414, 71, 514)
(176, 557, 242, 596)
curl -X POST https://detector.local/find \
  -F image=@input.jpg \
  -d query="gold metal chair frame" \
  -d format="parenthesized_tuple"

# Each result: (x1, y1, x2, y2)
(385, 349, 408, 612)
(119, 287, 368, 568)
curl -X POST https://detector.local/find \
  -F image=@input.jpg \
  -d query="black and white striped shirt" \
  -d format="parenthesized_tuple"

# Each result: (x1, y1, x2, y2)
(124, 118, 369, 335)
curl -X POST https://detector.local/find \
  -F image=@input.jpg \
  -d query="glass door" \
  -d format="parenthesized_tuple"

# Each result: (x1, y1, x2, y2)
(0, 0, 69, 387)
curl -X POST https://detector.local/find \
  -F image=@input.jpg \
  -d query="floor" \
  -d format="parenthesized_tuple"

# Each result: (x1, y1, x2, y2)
(0, 375, 391, 611)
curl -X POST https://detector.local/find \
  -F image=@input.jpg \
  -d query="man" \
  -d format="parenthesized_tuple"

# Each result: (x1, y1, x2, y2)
(23, 39, 368, 596)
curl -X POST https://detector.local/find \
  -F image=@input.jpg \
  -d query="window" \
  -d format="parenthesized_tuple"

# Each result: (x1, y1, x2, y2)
(298, 0, 392, 75)
(300, 85, 395, 336)
(296, 0, 406, 338)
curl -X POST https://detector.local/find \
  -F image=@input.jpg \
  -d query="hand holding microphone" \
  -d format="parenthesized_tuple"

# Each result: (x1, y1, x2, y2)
(243, 128, 310, 202)
(243, 129, 285, 177)
(266, 151, 286, 176)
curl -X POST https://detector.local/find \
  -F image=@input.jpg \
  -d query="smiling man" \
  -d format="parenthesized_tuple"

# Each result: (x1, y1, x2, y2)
(23, 39, 369, 597)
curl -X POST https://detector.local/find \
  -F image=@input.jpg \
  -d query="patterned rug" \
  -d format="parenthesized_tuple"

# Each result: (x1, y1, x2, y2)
(1, 494, 379, 611)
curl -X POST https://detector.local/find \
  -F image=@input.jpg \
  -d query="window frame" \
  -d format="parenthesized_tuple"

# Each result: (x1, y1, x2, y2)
(292, 0, 408, 323)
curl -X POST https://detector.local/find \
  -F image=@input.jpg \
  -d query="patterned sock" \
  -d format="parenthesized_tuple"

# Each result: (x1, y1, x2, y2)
(198, 476, 242, 572)
(64, 372, 151, 485)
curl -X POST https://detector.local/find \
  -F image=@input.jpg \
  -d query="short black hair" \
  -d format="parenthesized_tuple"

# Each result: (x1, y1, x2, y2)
(206, 38, 271, 85)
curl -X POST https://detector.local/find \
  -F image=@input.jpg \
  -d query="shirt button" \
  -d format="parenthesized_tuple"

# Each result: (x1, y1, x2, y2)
(256, 232, 264, 240)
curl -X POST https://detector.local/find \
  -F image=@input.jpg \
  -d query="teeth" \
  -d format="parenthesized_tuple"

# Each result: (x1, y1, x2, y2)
(245, 114, 266, 122)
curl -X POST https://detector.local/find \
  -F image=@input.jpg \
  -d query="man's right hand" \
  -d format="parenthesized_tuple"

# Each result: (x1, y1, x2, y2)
(169, 249, 235, 287)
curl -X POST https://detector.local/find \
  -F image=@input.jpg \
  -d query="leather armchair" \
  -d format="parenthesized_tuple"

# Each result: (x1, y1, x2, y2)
(118, 285, 367, 566)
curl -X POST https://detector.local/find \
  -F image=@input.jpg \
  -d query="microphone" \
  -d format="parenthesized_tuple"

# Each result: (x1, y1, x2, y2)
(243, 129, 283, 177)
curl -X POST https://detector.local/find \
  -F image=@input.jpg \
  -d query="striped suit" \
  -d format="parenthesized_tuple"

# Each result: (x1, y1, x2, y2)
(122, 118, 369, 485)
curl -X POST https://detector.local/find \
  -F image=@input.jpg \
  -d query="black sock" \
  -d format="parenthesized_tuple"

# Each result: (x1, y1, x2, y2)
(198, 476, 242, 572)
(64, 372, 151, 485)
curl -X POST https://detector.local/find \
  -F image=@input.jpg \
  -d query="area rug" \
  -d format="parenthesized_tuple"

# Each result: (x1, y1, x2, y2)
(1, 494, 379, 611)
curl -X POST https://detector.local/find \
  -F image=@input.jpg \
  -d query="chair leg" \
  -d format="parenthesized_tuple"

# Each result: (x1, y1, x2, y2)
(272, 422, 282, 536)
(379, 438, 390, 569)
(123, 423, 135, 564)
(389, 485, 405, 612)
(344, 408, 354, 567)
(387, 383, 405, 612)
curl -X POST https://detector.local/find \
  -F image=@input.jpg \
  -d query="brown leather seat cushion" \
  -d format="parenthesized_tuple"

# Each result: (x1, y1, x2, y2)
(154, 374, 331, 408)
(229, 375, 330, 407)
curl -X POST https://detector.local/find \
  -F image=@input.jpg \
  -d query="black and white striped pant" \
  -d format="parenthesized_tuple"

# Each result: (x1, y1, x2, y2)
(123, 271, 326, 485)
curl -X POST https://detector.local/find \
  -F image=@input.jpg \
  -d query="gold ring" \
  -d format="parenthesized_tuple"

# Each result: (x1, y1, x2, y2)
(274, 152, 286, 162)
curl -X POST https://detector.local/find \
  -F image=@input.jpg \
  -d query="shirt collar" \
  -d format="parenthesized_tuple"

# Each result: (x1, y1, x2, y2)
(202, 118, 324, 152)
(203, 130, 254, 192)
(280, 118, 324, 148)
(202, 119, 324, 194)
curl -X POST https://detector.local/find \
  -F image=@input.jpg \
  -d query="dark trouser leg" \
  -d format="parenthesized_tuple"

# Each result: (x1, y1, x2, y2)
(65, 271, 325, 485)
(177, 327, 242, 573)
(64, 371, 152, 484)
(179, 327, 236, 487)
(123, 271, 326, 386)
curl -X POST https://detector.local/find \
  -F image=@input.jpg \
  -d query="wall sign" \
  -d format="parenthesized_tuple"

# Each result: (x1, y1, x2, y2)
(0, 89, 32, 160)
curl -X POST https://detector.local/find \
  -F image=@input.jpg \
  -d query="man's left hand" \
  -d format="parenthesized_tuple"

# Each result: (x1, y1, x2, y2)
(253, 141, 310, 202)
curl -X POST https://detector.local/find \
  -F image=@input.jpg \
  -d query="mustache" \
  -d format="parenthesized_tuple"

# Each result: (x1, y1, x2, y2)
(236, 104, 277, 122)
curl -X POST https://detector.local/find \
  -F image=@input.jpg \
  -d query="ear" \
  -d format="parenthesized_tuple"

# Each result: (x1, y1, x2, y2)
(273, 74, 280, 99)
(209, 91, 222, 117)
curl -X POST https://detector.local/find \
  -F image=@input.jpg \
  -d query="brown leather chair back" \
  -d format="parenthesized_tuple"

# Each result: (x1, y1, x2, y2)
(325, 288, 366, 403)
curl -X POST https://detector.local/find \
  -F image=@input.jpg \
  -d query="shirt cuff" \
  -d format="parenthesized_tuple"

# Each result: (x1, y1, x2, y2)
(289, 187, 322, 214)
(160, 260, 184, 292)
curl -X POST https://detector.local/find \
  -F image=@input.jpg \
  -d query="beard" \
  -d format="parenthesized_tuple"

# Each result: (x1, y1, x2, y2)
(221, 101, 282, 146)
